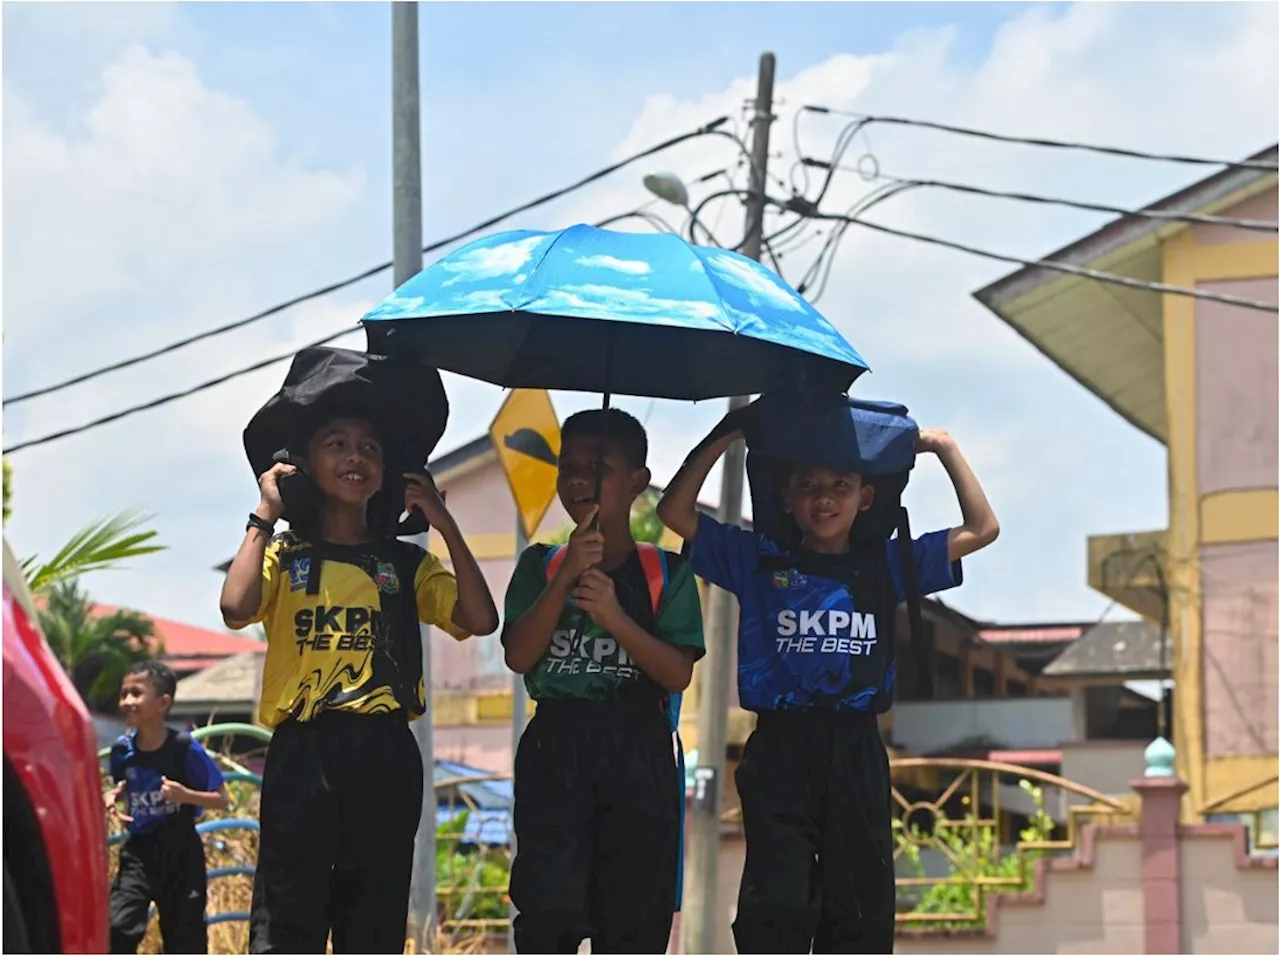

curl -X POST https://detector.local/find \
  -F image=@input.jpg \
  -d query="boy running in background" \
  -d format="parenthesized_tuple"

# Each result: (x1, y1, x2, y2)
(503, 408, 705, 954)
(106, 660, 230, 955)
(658, 406, 999, 954)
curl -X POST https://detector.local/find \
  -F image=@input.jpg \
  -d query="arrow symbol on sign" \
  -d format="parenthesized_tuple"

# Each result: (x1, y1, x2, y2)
(504, 428, 558, 467)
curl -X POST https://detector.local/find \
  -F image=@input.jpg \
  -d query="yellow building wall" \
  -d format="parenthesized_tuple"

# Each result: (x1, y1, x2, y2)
(1162, 227, 1278, 818)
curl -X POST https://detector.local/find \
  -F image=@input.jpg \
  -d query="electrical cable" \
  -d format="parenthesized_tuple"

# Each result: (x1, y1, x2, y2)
(2, 326, 363, 455)
(782, 198, 1280, 312)
(1, 203, 704, 456)
(806, 160, 1279, 232)
(4, 115, 740, 408)
(801, 106, 1279, 171)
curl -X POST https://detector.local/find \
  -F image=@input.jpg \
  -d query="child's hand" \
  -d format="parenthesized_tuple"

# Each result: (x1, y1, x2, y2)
(710, 399, 759, 444)
(159, 776, 189, 806)
(558, 507, 604, 581)
(573, 569, 626, 631)
(404, 472, 451, 529)
(916, 428, 954, 455)
(256, 462, 295, 523)
(104, 782, 133, 823)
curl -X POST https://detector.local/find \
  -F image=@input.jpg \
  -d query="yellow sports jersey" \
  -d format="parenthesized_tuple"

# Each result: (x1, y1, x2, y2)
(246, 532, 469, 729)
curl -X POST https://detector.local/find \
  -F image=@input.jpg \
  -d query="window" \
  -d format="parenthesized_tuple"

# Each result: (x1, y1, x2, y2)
(1006, 679, 1029, 697)
(935, 653, 963, 700)
(972, 666, 997, 699)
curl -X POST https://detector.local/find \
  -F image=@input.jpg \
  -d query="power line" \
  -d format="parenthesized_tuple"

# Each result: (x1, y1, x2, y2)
(2, 327, 362, 455)
(801, 106, 1279, 172)
(3, 116, 739, 408)
(804, 159, 1279, 233)
(1, 202, 717, 456)
(789, 201, 1280, 312)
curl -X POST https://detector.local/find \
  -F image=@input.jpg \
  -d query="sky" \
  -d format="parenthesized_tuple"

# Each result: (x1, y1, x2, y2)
(3, 1, 1277, 635)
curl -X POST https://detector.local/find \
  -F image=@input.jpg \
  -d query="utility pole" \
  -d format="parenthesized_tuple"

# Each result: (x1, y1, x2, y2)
(508, 521, 528, 955)
(680, 50, 775, 956)
(392, 2, 435, 948)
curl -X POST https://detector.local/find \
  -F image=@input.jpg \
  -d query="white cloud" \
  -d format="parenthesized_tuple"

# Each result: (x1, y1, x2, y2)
(3, 43, 369, 629)
(4, 2, 1274, 632)
(439, 234, 548, 282)
(575, 254, 652, 275)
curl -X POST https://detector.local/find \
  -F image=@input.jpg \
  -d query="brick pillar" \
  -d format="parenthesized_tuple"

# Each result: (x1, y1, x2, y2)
(1132, 738, 1188, 955)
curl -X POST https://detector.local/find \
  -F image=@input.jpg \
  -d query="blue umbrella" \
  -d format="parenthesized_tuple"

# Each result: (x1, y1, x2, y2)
(361, 224, 869, 401)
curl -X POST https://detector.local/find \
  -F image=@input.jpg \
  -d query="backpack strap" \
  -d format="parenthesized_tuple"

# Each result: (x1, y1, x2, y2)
(894, 506, 931, 700)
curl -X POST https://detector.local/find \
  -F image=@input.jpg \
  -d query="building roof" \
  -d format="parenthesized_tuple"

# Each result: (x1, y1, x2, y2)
(978, 623, 1088, 645)
(972, 146, 1278, 443)
(172, 650, 265, 711)
(91, 603, 262, 659)
(1042, 619, 1171, 680)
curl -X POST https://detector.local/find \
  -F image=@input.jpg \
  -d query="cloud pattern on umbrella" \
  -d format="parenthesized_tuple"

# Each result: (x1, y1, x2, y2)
(363, 225, 869, 373)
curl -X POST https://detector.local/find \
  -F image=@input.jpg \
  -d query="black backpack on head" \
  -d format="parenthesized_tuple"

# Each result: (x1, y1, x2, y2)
(243, 346, 450, 540)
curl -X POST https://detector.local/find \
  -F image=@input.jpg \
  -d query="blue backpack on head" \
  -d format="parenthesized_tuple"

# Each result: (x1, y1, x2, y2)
(744, 392, 932, 705)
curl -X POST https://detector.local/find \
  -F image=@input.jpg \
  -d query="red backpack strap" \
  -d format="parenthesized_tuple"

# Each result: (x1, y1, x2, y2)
(543, 545, 567, 581)
(635, 543, 669, 616)
(545, 543, 668, 615)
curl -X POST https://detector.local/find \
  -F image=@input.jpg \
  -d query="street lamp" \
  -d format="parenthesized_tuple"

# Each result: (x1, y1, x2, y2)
(643, 172, 690, 208)
(643, 171, 727, 247)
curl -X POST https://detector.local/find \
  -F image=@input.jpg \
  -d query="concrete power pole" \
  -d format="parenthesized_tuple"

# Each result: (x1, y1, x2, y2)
(680, 50, 776, 956)
(392, 2, 436, 948)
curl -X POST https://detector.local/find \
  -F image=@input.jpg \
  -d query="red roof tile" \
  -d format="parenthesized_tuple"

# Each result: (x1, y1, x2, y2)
(987, 749, 1062, 766)
(92, 604, 261, 658)
(979, 626, 1084, 644)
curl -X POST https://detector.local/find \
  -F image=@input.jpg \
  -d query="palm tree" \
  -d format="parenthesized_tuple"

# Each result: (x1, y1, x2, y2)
(20, 510, 165, 595)
(37, 579, 159, 713)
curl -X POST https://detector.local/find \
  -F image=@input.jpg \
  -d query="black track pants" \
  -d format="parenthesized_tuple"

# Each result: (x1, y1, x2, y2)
(250, 711, 424, 954)
(732, 710, 895, 955)
(110, 824, 208, 954)
(510, 699, 680, 955)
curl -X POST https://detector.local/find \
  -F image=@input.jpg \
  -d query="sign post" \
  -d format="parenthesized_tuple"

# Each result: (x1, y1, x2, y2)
(488, 388, 561, 954)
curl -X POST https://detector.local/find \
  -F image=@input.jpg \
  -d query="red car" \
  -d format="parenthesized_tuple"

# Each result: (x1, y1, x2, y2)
(3, 540, 110, 953)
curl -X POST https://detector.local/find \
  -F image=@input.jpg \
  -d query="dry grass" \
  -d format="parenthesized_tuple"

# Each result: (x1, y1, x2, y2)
(105, 775, 496, 954)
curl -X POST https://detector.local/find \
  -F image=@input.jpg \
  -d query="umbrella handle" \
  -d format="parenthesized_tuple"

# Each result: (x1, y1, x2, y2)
(590, 329, 615, 528)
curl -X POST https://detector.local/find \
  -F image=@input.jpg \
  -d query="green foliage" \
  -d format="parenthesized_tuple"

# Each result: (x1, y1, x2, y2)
(897, 778, 1056, 926)
(3, 458, 11, 524)
(39, 578, 158, 711)
(21, 510, 166, 595)
(436, 811, 511, 924)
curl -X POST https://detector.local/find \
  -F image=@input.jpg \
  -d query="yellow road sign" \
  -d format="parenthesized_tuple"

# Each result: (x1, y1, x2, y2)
(489, 389, 561, 540)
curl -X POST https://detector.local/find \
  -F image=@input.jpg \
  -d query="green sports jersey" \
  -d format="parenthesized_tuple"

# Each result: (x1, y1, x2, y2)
(501, 544, 705, 701)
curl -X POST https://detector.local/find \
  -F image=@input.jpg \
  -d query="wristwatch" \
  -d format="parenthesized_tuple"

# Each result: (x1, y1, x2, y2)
(246, 513, 276, 535)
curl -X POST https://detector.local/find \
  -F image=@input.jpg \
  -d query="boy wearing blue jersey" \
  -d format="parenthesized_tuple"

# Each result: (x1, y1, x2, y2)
(658, 406, 998, 954)
(105, 661, 231, 954)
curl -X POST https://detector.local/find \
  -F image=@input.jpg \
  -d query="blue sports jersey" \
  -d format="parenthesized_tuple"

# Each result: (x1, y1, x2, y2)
(688, 512, 963, 712)
(109, 729, 226, 837)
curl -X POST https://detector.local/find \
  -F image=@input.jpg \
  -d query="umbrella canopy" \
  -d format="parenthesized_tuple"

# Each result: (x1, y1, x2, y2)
(361, 224, 869, 401)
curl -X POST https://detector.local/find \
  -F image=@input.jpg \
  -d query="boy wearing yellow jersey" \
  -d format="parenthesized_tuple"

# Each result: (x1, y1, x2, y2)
(221, 347, 498, 954)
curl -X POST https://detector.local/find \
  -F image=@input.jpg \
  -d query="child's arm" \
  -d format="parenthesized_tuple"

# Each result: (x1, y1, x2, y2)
(918, 428, 1000, 561)
(160, 776, 231, 812)
(220, 462, 291, 627)
(573, 570, 697, 692)
(656, 410, 747, 542)
(504, 507, 603, 674)
(404, 472, 498, 636)
(103, 781, 133, 823)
